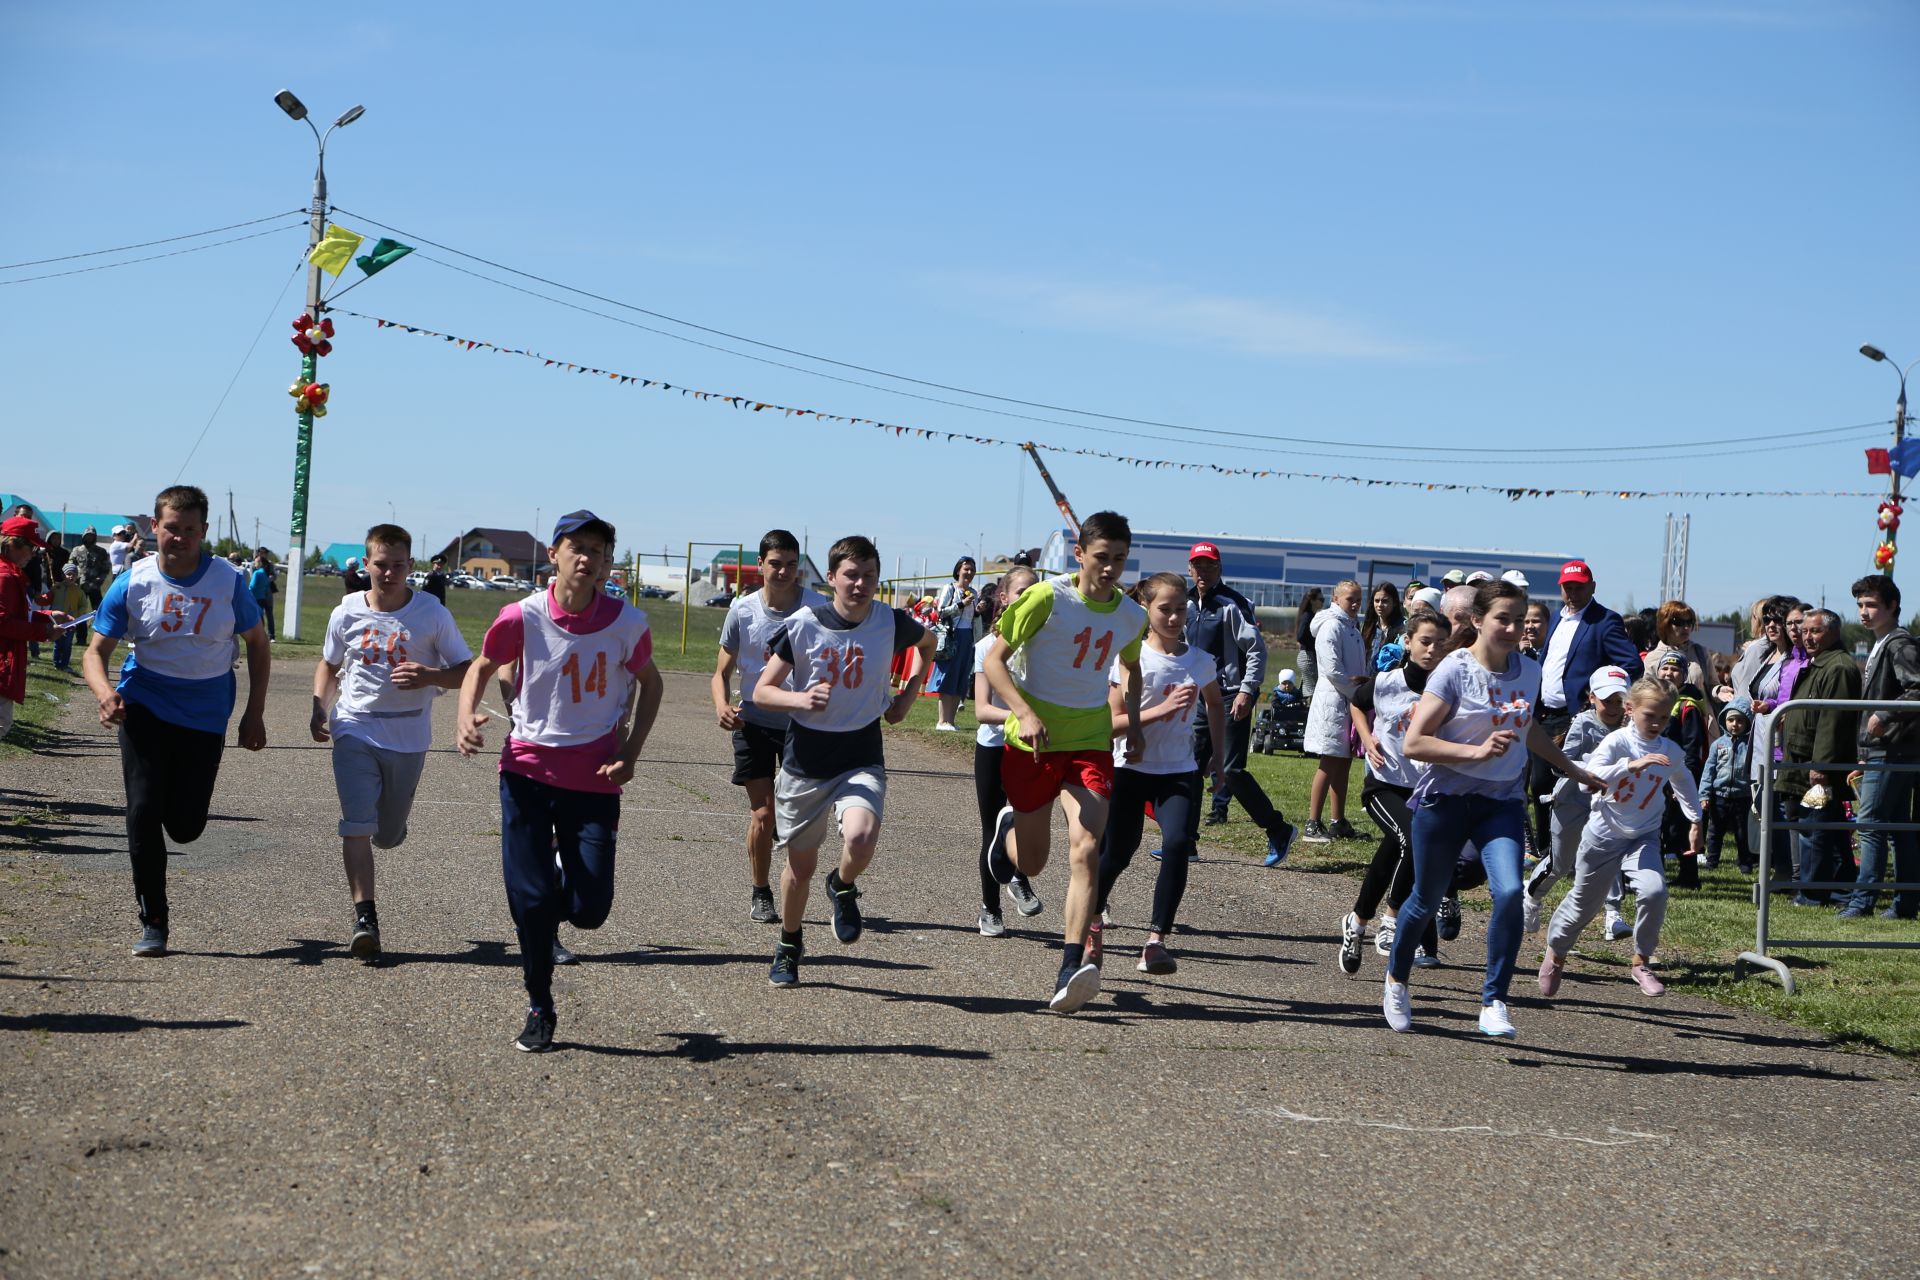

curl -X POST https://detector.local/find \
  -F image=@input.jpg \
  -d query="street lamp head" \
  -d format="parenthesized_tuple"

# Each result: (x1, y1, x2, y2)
(333, 105, 366, 128)
(1862, 344, 1888, 363)
(273, 89, 308, 122)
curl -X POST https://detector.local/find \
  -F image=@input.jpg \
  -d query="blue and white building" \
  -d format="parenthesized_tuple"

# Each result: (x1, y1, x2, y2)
(1038, 529, 1578, 609)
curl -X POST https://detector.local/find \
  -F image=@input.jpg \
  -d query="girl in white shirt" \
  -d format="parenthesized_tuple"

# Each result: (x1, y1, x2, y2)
(1090, 573, 1226, 976)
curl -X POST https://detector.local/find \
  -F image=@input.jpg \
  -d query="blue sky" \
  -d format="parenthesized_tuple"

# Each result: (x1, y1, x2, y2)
(4, 1, 1916, 613)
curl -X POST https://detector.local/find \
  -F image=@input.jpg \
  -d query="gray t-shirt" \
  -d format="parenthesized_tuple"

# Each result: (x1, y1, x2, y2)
(720, 587, 829, 729)
(1410, 648, 1542, 805)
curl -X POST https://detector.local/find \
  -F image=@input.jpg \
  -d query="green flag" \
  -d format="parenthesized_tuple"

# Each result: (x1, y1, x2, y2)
(355, 238, 414, 276)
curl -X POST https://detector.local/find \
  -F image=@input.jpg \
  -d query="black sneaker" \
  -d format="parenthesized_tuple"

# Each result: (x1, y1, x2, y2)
(749, 886, 778, 924)
(826, 869, 863, 944)
(1300, 820, 1333, 844)
(1437, 895, 1461, 942)
(350, 912, 381, 963)
(986, 805, 1018, 885)
(769, 937, 803, 986)
(1337, 912, 1364, 975)
(1329, 818, 1361, 841)
(514, 1008, 556, 1053)
(552, 937, 578, 966)
(1006, 875, 1044, 917)
(131, 923, 168, 958)
(1205, 809, 1229, 826)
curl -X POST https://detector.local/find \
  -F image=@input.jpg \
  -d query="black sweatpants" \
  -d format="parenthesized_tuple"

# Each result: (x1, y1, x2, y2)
(973, 741, 1037, 912)
(1192, 708, 1284, 828)
(1355, 782, 1416, 920)
(1705, 793, 1753, 868)
(119, 700, 225, 926)
(1097, 766, 1203, 935)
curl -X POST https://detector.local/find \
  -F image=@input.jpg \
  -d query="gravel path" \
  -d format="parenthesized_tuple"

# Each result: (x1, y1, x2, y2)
(3, 666, 1915, 1277)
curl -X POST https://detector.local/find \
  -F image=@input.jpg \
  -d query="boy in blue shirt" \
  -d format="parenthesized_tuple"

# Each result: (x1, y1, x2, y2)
(82, 485, 271, 957)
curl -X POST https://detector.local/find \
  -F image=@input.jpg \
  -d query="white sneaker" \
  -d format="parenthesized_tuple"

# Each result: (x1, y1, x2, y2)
(1478, 1000, 1517, 1039)
(1373, 916, 1397, 958)
(1522, 894, 1542, 936)
(1605, 912, 1633, 941)
(934, 722, 958, 732)
(1382, 976, 1412, 1032)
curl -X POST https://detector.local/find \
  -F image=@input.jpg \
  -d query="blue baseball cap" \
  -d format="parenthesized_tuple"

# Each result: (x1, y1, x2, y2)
(551, 509, 616, 546)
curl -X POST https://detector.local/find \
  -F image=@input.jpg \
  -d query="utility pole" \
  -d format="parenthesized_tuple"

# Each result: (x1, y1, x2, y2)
(1862, 345, 1916, 578)
(273, 90, 364, 639)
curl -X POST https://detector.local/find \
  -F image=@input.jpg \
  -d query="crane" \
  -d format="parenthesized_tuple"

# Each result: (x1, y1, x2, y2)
(1019, 443, 1080, 539)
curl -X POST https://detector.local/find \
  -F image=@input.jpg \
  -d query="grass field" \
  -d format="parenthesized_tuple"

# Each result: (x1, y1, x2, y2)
(16, 586, 1920, 1055)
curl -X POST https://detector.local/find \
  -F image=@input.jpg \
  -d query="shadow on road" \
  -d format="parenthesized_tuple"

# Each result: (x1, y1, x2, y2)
(561, 1030, 992, 1061)
(0, 1012, 249, 1035)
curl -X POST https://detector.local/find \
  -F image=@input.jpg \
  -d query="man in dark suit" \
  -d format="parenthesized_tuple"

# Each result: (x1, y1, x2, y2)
(1530, 560, 1645, 851)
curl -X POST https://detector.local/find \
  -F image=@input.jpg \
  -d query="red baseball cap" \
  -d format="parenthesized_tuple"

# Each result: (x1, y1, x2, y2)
(1, 515, 45, 548)
(1188, 541, 1221, 562)
(1558, 559, 1594, 585)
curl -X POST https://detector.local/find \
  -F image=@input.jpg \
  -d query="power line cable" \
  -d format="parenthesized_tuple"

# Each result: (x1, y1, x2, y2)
(0, 223, 307, 286)
(397, 250, 1889, 466)
(0, 211, 305, 270)
(175, 259, 308, 481)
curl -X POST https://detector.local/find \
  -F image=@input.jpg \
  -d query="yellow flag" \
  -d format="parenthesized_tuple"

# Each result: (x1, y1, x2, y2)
(307, 224, 365, 277)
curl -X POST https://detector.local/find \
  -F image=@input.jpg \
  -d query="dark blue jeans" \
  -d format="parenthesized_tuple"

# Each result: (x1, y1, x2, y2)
(1793, 798, 1853, 903)
(1098, 767, 1203, 935)
(1392, 792, 1525, 1005)
(500, 771, 619, 1013)
(1849, 752, 1919, 915)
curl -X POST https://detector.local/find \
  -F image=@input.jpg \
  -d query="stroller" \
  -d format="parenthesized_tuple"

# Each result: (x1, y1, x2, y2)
(1252, 679, 1308, 755)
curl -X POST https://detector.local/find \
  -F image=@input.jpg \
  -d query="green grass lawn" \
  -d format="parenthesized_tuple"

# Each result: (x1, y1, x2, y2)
(0, 657, 80, 759)
(889, 690, 1920, 1057)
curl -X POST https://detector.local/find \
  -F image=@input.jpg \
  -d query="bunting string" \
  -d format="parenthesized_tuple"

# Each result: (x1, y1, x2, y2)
(334, 309, 1882, 503)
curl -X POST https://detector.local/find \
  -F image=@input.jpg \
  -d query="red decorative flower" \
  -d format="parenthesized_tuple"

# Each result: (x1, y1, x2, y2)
(290, 312, 335, 357)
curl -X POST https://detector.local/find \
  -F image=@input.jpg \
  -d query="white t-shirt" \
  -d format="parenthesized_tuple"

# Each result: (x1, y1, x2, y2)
(974, 634, 1008, 749)
(323, 590, 473, 753)
(108, 540, 133, 573)
(1540, 605, 1581, 709)
(720, 587, 829, 729)
(1583, 725, 1704, 842)
(1112, 643, 1216, 775)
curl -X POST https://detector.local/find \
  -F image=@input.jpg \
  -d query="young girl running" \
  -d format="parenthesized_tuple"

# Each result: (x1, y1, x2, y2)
(1337, 608, 1447, 975)
(971, 566, 1042, 936)
(1091, 573, 1226, 975)
(1385, 580, 1600, 1038)
(1521, 664, 1632, 936)
(1537, 678, 1704, 999)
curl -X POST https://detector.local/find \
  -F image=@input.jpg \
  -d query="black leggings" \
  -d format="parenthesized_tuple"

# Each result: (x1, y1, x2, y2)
(1355, 782, 1416, 920)
(1097, 767, 1203, 935)
(973, 742, 1034, 911)
(119, 700, 224, 926)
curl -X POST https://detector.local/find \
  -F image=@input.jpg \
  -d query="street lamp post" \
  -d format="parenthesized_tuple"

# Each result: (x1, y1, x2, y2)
(1862, 344, 1918, 577)
(274, 90, 364, 639)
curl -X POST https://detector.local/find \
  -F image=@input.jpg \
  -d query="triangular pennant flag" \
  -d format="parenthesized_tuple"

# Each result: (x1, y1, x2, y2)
(308, 224, 366, 277)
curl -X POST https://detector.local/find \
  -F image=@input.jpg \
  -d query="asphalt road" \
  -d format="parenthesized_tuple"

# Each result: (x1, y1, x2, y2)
(3, 665, 1916, 1278)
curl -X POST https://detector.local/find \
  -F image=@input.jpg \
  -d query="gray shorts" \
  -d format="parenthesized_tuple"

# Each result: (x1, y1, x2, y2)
(331, 734, 427, 848)
(773, 766, 885, 853)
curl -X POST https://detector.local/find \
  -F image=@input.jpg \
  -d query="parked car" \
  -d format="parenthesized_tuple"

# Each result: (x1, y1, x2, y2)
(488, 576, 529, 592)
(636, 584, 673, 599)
(311, 563, 340, 577)
(604, 582, 627, 600)
(406, 571, 428, 588)
(450, 573, 487, 590)
(705, 591, 734, 608)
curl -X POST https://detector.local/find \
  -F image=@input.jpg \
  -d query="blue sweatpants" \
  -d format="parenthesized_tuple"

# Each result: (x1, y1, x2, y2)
(500, 771, 619, 1013)
(1390, 792, 1526, 1005)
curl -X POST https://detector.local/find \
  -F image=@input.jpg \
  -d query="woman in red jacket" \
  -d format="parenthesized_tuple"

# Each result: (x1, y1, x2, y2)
(0, 515, 63, 740)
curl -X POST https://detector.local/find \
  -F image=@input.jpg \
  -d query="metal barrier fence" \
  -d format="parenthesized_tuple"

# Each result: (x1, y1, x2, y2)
(1736, 697, 1920, 994)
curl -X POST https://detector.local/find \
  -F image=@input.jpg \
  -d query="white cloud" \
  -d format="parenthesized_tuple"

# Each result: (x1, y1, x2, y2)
(932, 272, 1442, 362)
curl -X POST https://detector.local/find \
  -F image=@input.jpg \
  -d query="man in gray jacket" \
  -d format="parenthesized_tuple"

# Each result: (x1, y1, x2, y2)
(1186, 543, 1297, 866)
(1846, 574, 1920, 918)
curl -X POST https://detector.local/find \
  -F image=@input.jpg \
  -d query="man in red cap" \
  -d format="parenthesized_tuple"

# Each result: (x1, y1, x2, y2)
(1185, 541, 1297, 864)
(0, 514, 68, 740)
(1533, 559, 1643, 851)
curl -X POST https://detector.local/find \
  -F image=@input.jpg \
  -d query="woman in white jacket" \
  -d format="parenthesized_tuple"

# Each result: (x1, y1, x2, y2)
(1302, 580, 1366, 842)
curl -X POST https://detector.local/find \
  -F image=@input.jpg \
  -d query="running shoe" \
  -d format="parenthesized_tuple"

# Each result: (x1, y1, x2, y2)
(1437, 895, 1462, 942)
(1048, 962, 1101, 1014)
(1137, 940, 1177, 975)
(1604, 912, 1633, 941)
(1373, 916, 1397, 957)
(1205, 809, 1229, 826)
(977, 906, 1006, 938)
(1478, 1000, 1517, 1039)
(1537, 951, 1564, 998)
(1411, 945, 1440, 969)
(1085, 920, 1105, 968)
(750, 886, 778, 924)
(1337, 912, 1364, 976)
(986, 805, 1018, 885)
(1522, 893, 1542, 936)
(1006, 875, 1044, 917)
(1630, 963, 1667, 997)
(552, 937, 578, 966)
(1329, 818, 1361, 841)
(1300, 820, 1333, 844)
(1382, 976, 1412, 1032)
(769, 938, 803, 987)
(349, 911, 380, 963)
(825, 869, 863, 944)
(934, 722, 959, 732)
(131, 924, 168, 958)
(1263, 820, 1298, 868)
(514, 1008, 556, 1053)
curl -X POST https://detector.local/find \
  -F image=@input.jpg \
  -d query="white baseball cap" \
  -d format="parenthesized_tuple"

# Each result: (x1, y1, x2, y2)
(1412, 586, 1444, 611)
(1501, 570, 1530, 589)
(1277, 668, 1298, 685)
(1588, 665, 1632, 701)
(1465, 571, 1494, 584)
